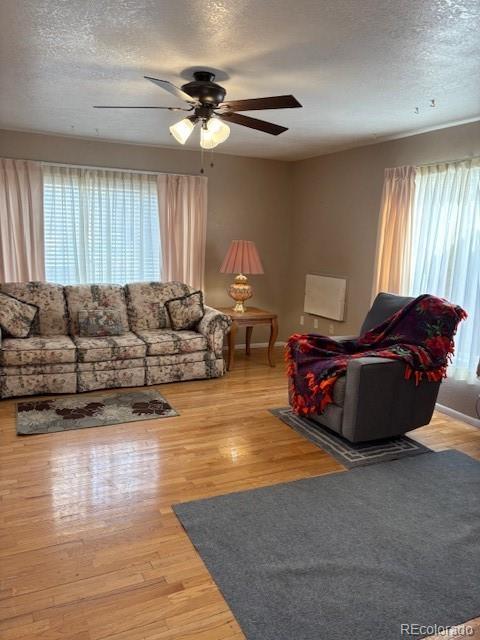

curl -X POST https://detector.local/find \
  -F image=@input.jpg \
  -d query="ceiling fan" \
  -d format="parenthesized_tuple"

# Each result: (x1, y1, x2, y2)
(94, 71, 302, 149)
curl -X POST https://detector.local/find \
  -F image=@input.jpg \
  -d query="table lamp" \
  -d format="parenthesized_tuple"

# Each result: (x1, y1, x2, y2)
(220, 240, 264, 312)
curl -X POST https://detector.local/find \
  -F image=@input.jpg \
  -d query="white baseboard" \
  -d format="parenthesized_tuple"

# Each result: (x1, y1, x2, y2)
(232, 341, 286, 350)
(435, 403, 480, 429)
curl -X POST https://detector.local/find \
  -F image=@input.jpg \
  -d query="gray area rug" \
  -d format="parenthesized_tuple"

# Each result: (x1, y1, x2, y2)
(271, 407, 432, 468)
(174, 450, 480, 640)
(16, 389, 177, 435)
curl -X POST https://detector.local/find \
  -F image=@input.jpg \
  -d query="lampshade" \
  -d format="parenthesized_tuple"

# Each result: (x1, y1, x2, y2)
(169, 118, 194, 144)
(200, 124, 217, 150)
(200, 117, 231, 149)
(220, 240, 264, 275)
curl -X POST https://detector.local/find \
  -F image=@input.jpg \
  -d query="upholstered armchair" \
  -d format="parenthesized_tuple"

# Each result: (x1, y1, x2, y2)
(302, 293, 441, 443)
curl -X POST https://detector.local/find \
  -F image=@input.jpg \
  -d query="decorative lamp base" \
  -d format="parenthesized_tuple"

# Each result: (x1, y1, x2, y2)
(228, 274, 252, 313)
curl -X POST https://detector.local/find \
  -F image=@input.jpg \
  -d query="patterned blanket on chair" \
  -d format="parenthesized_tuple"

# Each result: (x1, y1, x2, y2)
(286, 295, 467, 416)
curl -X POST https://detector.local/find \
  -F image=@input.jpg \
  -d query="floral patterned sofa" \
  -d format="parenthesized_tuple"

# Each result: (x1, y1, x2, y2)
(0, 281, 231, 399)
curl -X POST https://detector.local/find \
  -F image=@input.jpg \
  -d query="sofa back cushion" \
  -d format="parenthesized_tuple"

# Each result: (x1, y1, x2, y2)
(0, 282, 68, 336)
(64, 284, 130, 335)
(125, 281, 194, 331)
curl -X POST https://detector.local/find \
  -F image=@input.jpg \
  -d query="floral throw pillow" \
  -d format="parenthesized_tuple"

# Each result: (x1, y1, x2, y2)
(0, 292, 38, 338)
(165, 291, 205, 331)
(77, 308, 124, 337)
(151, 303, 168, 329)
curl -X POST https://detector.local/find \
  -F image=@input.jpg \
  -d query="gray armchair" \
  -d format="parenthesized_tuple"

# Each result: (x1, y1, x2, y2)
(307, 293, 441, 443)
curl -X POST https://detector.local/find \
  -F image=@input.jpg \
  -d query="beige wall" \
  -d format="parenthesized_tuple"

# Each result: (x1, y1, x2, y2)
(0, 129, 293, 343)
(1, 120, 479, 345)
(285, 120, 480, 339)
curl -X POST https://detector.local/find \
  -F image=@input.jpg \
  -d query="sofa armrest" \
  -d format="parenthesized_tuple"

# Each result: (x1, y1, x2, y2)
(342, 357, 440, 442)
(197, 306, 232, 357)
(331, 335, 358, 342)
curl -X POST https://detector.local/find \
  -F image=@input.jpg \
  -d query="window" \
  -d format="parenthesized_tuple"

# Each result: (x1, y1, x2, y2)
(43, 165, 161, 285)
(408, 159, 480, 380)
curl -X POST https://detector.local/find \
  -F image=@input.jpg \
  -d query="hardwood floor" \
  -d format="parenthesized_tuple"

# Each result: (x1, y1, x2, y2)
(0, 347, 479, 640)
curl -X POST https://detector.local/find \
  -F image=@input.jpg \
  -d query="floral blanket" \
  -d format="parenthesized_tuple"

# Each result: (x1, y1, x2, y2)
(286, 295, 467, 416)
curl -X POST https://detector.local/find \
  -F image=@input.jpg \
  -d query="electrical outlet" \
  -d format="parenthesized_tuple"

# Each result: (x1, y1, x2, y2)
(313, 318, 319, 329)
(299, 315, 304, 326)
(328, 324, 335, 335)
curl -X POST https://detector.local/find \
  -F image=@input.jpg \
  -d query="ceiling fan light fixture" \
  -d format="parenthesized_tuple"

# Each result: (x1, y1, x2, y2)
(200, 124, 218, 149)
(200, 117, 230, 149)
(208, 117, 231, 144)
(169, 117, 194, 144)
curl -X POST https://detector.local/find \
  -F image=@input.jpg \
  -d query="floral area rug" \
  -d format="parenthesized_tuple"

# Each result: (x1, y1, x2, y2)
(16, 389, 178, 435)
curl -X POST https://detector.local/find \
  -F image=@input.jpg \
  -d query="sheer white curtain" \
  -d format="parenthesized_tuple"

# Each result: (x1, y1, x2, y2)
(408, 158, 480, 381)
(43, 165, 161, 284)
(0, 158, 45, 282)
(157, 174, 207, 290)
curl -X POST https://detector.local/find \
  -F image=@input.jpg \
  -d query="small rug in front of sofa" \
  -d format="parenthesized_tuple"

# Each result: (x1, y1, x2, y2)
(270, 407, 432, 468)
(16, 390, 178, 435)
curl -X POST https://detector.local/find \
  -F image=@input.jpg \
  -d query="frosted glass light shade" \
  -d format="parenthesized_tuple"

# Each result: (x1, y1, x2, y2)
(200, 125, 218, 149)
(208, 117, 230, 144)
(169, 118, 194, 144)
(200, 117, 230, 149)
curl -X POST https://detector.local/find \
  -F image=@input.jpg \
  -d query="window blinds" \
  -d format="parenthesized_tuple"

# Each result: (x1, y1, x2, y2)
(43, 165, 161, 285)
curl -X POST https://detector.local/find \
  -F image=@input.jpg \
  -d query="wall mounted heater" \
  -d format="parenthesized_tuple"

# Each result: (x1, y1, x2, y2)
(304, 274, 347, 321)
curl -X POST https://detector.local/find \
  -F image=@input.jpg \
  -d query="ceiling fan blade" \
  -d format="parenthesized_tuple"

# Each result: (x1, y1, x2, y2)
(219, 112, 288, 135)
(144, 76, 196, 103)
(218, 95, 301, 112)
(93, 105, 191, 110)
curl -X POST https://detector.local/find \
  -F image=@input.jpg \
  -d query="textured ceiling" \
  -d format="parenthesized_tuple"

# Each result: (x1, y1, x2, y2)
(0, 0, 479, 160)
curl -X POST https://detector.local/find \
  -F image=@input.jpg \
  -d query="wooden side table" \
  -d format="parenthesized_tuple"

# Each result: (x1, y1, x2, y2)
(218, 307, 278, 371)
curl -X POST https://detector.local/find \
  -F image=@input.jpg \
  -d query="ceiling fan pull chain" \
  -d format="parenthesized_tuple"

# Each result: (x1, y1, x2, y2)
(210, 148, 214, 169)
(200, 146, 205, 174)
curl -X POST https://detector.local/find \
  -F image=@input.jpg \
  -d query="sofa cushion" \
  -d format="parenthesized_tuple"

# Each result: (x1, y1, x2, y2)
(146, 358, 225, 385)
(0, 282, 68, 336)
(1, 363, 76, 376)
(125, 281, 193, 332)
(77, 368, 146, 393)
(0, 372, 77, 399)
(0, 335, 76, 366)
(146, 351, 215, 367)
(0, 292, 38, 338)
(134, 329, 208, 356)
(73, 332, 147, 363)
(165, 290, 205, 331)
(65, 285, 130, 335)
(78, 308, 124, 337)
(77, 358, 145, 372)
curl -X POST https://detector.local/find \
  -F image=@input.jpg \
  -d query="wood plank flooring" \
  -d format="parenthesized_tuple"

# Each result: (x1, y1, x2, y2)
(1, 347, 479, 639)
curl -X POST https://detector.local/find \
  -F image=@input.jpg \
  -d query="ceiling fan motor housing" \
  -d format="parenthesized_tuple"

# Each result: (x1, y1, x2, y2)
(181, 71, 226, 106)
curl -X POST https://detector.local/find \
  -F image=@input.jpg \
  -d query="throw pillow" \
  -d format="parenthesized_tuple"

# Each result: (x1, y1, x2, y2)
(78, 308, 124, 337)
(165, 291, 205, 331)
(0, 292, 38, 338)
(151, 302, 168, 329)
